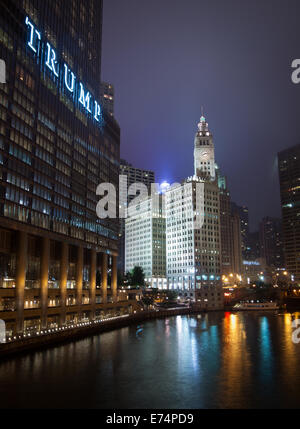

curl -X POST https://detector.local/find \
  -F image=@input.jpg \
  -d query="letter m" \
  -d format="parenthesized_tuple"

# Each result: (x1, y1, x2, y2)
(79, 83, 92, 112)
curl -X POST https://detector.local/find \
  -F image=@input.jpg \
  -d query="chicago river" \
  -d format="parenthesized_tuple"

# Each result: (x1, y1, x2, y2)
(0, 312, 300, 409)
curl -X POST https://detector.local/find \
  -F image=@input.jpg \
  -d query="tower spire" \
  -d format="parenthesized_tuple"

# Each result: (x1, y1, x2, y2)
(197, 110, 208, 133)
(194, 111, 215, 180)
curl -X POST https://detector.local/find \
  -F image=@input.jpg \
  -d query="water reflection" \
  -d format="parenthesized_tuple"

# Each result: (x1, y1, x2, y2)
(259, 316, 273, 378)
(217, 312, 252, 408)
(1, 312, 300, 409)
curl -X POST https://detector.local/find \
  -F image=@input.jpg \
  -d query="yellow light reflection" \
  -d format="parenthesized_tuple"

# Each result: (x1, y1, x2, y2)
(218, 312, 251, 407)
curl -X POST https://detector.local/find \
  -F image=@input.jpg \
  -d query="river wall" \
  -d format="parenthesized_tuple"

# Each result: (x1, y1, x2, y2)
(0, 308, 196, 358)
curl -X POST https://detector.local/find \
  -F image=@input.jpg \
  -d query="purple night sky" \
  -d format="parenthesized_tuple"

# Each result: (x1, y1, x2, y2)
(101, 0, 300, 231)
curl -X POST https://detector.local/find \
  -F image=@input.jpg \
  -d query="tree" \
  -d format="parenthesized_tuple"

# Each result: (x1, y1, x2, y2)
(117, 270, 126, 286)
(165, 290, 178, 302)
(131, 266, 145, 287)
(125, 271, 132, 285)
(142, 296, 154, 308)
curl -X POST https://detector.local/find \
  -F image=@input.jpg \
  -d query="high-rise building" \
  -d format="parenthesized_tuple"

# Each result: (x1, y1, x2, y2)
(218, 173, 242, 276)
(119, 160, 155, 274)
(242, 259, 266, 284)
(231, 203, 249, 257)
(125, 194, 166, 289)
(218, 175, 232, 274)
(259, 217, 284, 268)
(120, 160, 155, 190)
(230, 211, 243, 275)
(165, 115, 223, 309)
(100, 82, 114, 117)
(240, 230, 264, 283)
(0, 0, 131, 340)
(245, 231, 261, 260)
(278, 144, 300, 283)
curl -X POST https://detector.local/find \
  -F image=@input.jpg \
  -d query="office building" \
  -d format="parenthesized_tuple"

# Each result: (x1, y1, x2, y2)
(230, 211, 243, 275)
(218, 175, 232, 274)
(0, 0, 134, 340)
(231, 202, 249, 257)
(218, 173, 242, 276)
(165, 115, 223, 309)
(259, 217, 284, 268)
(278, 144, 300, 283)
(245, 231, 260, 260)
(100, 82, 114, 117)
(242, 259, 266, 284)
(119, 160, 155, 274)
(120, 161, 155, 190)
(125, 194, 166, 289)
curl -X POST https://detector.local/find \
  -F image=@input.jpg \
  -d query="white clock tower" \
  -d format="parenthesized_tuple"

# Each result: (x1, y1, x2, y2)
(194, 113, 216, 180)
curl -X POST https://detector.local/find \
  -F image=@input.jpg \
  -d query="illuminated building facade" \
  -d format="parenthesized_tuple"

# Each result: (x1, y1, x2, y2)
(242, 259, 266, 284)
(120, 160, 155, 191)
(165, 115, 223, 309)
(0, 0, 134, 340)
(119, 160, 155, 274)
(278, 144, 300, 283)
(125, 194, 166, 289)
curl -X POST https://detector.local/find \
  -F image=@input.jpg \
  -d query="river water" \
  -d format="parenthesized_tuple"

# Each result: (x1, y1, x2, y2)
(1, 311, 300, 409)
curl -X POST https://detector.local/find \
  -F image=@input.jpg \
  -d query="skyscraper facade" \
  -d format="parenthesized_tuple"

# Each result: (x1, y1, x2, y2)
(231, 202, 249, 258)
(245, 231, 261, 260)
(218, 175, 232, 274)
(125, 194, 166, 289)
(100, 82, 114, 117)
(165, 115, 223, 309)
(218, 174, 242, 276)
(230, 211, 243, 274)
(0, 0, 126, 340)
(278, 144, 300, 283)
(259, 217, 284, 268)
(119, 160, 155, 274)
(120, 161, 155, 190)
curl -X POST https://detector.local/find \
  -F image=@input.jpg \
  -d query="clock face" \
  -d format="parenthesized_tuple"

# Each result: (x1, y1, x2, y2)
(200, 148, 211, 159)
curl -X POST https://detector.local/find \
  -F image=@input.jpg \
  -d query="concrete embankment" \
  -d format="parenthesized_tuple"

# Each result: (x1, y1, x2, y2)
(0, 308, 194, 358)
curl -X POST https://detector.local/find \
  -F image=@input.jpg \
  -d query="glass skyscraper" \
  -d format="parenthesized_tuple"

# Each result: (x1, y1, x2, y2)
(278, 144, 300, 284)
(0, 0, 133, 340)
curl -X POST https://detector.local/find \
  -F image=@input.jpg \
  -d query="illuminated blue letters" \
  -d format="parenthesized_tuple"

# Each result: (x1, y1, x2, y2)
(79, 83, 92, 113)
(64, 64, 76, 93)
(45, 42, 59, 77)
(94, 101, 102, 122)
(25, 16, 41, 54)
(25, 16, 103, 127)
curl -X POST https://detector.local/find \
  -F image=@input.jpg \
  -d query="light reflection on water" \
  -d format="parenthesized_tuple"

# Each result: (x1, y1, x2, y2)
(1, 312, 300, 409)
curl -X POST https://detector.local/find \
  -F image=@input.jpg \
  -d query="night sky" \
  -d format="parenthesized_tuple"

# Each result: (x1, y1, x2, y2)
(102, 0, 300, 231)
